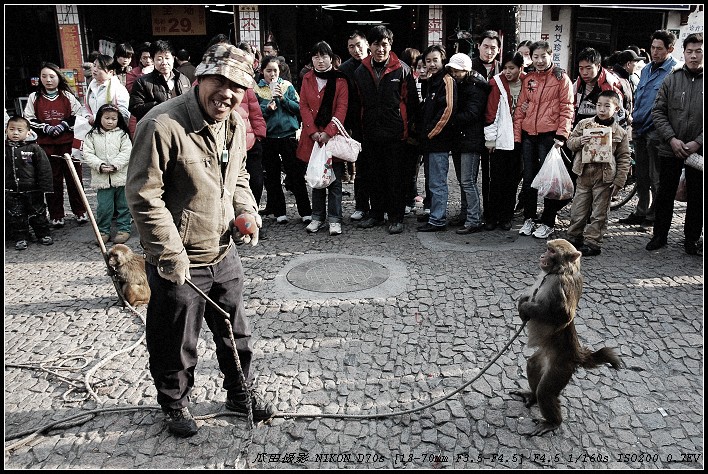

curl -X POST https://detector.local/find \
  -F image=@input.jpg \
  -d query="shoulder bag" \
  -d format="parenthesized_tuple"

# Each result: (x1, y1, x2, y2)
(326, 116, 361, 162)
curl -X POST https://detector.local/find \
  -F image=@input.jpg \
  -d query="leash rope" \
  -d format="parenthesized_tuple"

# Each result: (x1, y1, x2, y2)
(5, 318, 526, 451)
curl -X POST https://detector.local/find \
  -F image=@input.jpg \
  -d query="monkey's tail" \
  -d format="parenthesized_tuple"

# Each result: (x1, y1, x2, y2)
(580, 347, 622, 370)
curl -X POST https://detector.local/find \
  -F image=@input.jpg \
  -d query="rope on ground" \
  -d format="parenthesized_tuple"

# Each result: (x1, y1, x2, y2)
(83, 301, 147, 404)
(5, 321, 526, 451)
(274, 320, 527, 420)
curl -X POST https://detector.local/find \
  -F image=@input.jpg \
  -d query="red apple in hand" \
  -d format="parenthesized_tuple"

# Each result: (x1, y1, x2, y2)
(234, 213, 257, 235)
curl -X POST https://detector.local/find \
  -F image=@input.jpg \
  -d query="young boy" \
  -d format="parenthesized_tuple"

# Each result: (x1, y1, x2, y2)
(565, 90, 631, 256)
(5, 115, 54, 250)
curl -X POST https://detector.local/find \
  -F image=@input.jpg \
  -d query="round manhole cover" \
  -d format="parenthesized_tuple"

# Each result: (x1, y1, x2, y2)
(286, 257, 390, 293)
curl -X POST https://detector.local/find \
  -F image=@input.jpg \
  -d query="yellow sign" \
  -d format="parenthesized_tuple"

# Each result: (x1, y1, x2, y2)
(151, 6, 206, 36)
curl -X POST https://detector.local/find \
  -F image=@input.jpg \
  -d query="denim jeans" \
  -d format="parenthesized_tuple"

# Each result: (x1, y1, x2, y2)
(451, 152, 468, 217)
(459, 152, 482, 228)
(311, 161, 345, 223)
(427, 151, 451, 226)
(632, 129, 660, 220)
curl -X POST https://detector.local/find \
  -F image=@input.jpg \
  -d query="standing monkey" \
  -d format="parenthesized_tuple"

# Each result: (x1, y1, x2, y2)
(514, 239, 621, 436)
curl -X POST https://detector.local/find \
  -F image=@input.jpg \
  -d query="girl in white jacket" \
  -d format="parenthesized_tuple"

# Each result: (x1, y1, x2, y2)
(483, 52, 526, 231)
(82, 104, 133, 244)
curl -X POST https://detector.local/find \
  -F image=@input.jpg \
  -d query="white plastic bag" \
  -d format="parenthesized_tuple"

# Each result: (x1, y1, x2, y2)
(305, 142, 335, 189)
(675, 168, 687, 202)
(685, 153, 703, 172)
(531, 146, 574, 200)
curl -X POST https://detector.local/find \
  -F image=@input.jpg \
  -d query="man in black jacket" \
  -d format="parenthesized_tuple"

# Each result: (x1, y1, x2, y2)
(339, 30, 370, 220)
(129, 40, 192, 122)
(353, 25, 419, 235)
(471, 30, 502, 226)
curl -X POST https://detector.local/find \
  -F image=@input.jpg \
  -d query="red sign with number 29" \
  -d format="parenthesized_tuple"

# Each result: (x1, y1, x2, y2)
(151, 5, 206, 36)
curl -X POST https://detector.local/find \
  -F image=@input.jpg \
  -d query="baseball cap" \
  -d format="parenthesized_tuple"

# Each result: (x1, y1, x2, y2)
(618, 49, 641, 64)
(194, 44, 255, 88)
(446, 53, 472, 72)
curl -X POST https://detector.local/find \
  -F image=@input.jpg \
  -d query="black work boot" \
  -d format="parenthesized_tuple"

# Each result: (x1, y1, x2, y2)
(226, 389, 275, 422)
(163, 407, 198, 437)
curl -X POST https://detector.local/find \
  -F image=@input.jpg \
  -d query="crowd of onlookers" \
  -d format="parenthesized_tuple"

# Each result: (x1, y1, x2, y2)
(5, 26, 703, 256)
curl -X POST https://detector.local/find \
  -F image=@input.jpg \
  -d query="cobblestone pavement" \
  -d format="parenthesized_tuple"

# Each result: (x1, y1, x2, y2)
(4, 168, 703, 469)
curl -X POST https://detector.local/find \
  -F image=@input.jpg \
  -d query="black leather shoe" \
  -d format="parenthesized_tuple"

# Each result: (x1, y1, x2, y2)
(618, 213, 645, 225)
(388, 222, 404, 234)
(578, 244, 601, 256)
(456, 225, 483, 234)
(685, 240, 699, 255)
(566, 236, 584, 248)
(646, 236, 667, 251)
(640, 219, 654, 228)
(499, 220, 513, 231)
(163, 407, 198, 437)
(226, 390, 275, 422)
(417, 222, 446, 232)
(357, 217, 385, 228)
(483, 222, 497, 231)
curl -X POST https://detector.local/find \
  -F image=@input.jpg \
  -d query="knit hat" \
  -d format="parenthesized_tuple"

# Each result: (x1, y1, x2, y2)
(446, 53, 472, 72)
(195, 44, 255, 88)
(618, 49, 641, 64)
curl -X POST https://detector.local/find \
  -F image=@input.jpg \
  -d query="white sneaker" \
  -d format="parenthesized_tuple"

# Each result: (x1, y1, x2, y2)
(306, 220, 323, 233)
(519, 218, 536, 236)
(404, 206, 412, 215)
(329, 222, 342, 235)
(276, 215, 289, 224)
(51, 218, 65, 227)
(302, 215, 312, 224)
(350, 210, 365, 221)
(532, 224, 554, 239)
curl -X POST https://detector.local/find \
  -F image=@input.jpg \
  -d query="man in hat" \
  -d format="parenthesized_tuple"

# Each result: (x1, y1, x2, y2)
(615, 49, 641, 93)
(126, 44, 274, 437)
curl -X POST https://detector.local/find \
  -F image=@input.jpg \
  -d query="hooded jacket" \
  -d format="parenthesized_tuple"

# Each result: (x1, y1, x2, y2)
(513, 65, 574, 143)
(451, 71, 489, 154)
(652, 64, 703, 157)
(421, 69, 457, 153)
(5, 136, 53, 193)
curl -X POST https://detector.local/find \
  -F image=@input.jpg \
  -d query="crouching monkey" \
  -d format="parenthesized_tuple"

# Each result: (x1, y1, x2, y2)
(513, 239, 621, 436)
(107, 244, 151, 307)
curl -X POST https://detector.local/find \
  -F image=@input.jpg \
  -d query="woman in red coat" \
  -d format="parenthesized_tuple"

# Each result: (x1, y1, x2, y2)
(296, 41, 349, 236)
